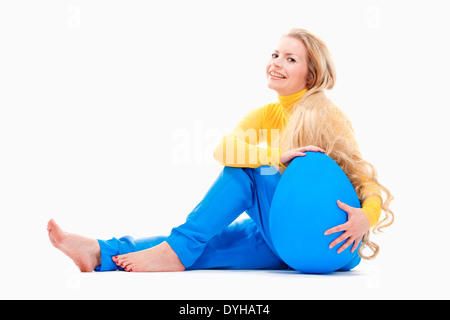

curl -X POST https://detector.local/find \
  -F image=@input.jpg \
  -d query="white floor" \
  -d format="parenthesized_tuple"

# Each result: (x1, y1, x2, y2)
(2, 199, 449, 300)
(2, 240, 448, 300)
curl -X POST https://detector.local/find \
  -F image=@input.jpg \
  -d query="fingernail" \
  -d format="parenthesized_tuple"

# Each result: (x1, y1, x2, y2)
(130, 269, 133, 272)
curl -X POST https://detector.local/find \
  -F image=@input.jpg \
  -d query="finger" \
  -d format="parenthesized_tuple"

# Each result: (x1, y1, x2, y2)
(303, 145, 325, 153)
(337, 200, 354, 214)
(351, 237, 362, 253)
(328, 231, 349, 249)
(317, 147, 326, 153)
(298, 146, 314, 153)
(337, 237, 354, 254)
(324, 224, 346, 236)
(284, 152, 304, 164)
(309, 146, 325, 153)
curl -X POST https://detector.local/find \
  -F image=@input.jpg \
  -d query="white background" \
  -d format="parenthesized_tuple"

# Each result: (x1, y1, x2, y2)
(1, 0, 449, 299)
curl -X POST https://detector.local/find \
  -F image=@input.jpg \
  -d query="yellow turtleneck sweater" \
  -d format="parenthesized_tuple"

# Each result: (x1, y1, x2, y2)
(213, 89, 382, 227)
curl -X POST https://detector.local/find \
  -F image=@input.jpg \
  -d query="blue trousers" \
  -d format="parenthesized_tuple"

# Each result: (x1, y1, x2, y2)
(95, 166, 360, 272)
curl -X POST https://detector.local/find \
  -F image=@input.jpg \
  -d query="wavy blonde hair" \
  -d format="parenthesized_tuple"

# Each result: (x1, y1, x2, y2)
(279, 28, 394, 260)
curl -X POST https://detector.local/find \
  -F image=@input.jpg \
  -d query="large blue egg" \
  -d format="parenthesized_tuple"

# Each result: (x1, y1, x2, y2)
(269, 152, 361, 273)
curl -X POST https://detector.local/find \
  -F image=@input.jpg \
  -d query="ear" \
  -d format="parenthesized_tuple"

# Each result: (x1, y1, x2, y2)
(306, 72, 314, 88)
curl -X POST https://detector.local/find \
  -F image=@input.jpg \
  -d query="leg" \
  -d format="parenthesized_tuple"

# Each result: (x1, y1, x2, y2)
(98, 219, 288, 271)
(95, 235, 166, 271)
(188, 219, 288, 270)
(47, 219, 101, 272)
(114, 166, 281, 271)
(165, 166, 281, 269)
(112, 241, 184, 272)
(49, 166, 280, 272)
(47, 219, 182, 272)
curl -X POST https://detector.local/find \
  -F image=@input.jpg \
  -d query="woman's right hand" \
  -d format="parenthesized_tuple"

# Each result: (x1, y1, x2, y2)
(280, 145, 326, 167)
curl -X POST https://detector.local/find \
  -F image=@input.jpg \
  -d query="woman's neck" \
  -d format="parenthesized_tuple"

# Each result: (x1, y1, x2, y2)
(278, 88, 308, 113)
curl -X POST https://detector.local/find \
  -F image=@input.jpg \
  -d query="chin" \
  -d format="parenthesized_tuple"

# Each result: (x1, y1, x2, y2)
(267, 84, 286, 96)
(267, 81, 283, 93)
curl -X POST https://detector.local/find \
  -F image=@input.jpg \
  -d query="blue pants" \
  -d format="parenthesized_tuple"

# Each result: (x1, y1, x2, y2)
(95, 166, 360, 272)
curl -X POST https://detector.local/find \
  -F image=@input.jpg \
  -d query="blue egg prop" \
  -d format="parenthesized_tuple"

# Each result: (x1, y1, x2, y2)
(269, 152, 362, 273)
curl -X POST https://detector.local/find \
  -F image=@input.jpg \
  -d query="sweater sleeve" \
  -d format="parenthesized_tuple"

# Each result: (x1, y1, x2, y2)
(213, 105, 284, 168)
(361, 194, 382, 228)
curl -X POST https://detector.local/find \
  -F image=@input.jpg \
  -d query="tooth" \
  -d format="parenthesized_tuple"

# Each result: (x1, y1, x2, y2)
(271, 71, 284, 78)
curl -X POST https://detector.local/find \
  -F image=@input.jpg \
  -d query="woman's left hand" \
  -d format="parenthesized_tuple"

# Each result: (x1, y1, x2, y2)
(324, 200, 370, 253)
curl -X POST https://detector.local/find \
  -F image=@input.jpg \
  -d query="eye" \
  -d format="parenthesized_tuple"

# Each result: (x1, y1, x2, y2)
(271, 53, 279, 59)
(287, 57, 296, 63)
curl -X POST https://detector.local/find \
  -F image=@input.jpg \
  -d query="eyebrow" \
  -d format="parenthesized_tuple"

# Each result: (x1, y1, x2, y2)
(274, 50, 300, 57)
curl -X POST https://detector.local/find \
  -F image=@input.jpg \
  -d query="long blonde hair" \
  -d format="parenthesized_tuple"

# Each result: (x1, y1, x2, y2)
(279, 28, 394, 260)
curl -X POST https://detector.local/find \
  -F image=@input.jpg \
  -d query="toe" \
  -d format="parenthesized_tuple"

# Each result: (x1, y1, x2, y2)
(121, 260, 132, 270)
(114, 254, 125, 263)
(114, 254, 130, 268)
(114, 256, 123, 267)
(128, 264, 139, 272)
(124, 263, 135, 272)
(47, 219, 58, 232)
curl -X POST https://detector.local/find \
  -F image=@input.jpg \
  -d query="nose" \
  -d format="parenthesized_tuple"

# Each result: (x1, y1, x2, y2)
(271, 56, 282, 69)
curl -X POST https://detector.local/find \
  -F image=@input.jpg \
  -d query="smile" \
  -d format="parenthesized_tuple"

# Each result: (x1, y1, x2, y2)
(269, 70, 286, 79)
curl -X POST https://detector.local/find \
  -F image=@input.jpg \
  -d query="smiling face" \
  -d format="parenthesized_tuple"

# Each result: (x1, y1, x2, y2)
(266, 36, 310, 96)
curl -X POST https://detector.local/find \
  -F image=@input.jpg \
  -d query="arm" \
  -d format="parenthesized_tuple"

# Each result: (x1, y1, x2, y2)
(360, 181, 383, 228)
(325, 107, 383, 253)
(213, 106, 284, 168)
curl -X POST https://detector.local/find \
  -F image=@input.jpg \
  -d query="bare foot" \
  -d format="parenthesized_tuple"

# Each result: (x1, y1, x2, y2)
(113, 241, 185, 272)
(47, 219, 101, 272)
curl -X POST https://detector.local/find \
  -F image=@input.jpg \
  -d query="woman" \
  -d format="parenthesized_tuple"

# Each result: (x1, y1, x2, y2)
(48, 28, 394, 272)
